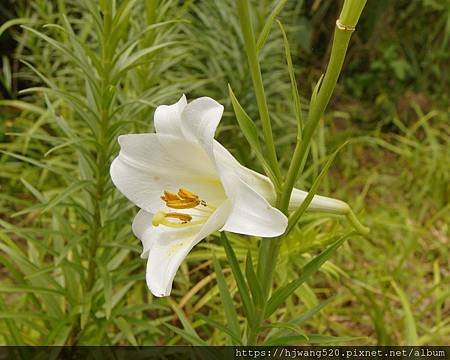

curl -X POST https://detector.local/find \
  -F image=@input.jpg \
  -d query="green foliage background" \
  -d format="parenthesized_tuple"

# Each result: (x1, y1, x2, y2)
(0, 0, 448, 345)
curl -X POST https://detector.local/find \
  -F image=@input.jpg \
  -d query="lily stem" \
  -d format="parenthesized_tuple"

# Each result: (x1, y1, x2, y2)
(279, 0, 367, 213)
(237, 0, 282, 187)
(250, 0, 367, 345)
(86, 6, 112, 292)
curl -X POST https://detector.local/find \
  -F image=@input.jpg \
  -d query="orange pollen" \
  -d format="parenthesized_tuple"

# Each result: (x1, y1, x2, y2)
(166, 199, 200, 209)
(178, 188, 199, 201)
(161, 188, 205, 209)
(161, 190, 180, 202)
(164, 212, 192, 223)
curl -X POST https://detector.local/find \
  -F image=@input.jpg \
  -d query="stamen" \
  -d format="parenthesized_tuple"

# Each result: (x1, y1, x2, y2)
(161, 190, 180, 202)
(161, 188, 203, 209)
(156, 188, 214, 228)
(166, 199, 200, 209)
(165, 212, 192, 223)
(178, 188, 199, 201)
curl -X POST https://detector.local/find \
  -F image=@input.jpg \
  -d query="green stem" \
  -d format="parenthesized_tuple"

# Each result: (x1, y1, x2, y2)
(279, 0, 367, 213)
(71, 6, 115, 345)
(249, 0, 367, 345)
(86, 8, 113, 293)
(237, 0, 282, 188)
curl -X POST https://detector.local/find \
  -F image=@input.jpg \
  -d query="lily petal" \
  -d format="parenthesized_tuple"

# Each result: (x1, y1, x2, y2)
(221, 172, 287, 237)
(132, 209, 157, 258)
(110, 133, 222, 213)
(289, 189, 349, 214)
(154, 94, 187, 137)
(181, 97, 224, 157)
(145, 200, 231, 297)
(213, 140, 349, 215)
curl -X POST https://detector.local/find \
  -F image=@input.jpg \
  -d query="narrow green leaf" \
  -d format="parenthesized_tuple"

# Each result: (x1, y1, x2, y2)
(291, 296, 334, 326)
(392, 281, 418, 345)
(236, 0, 281, 183)
(265, 334, 364, 346)
(169, 301, 205, 344)
(20, 178, 46, 203)
(228, 85, 280, 189)
(0, 297, 24, 345)
(19, 59, 58, 89)
(112, 42, 178, 82)
(0, 18, 30, 38)
(80, 295, 92, 330)
(46, 321, 72, 346)
(0, 100, 45, 115)
(98, 262, 113, 320)
(114, 317, 138, 346)
(110, 282, 136, 310)
(256, 0, 288, 52)
(306, 334, 366, 344)
(20, 87, 100, 135)
(164, 323, 208, 346)
(263, 322, 308, 339)
(286, 141, 349, 235)
(308, 74, 324, 120)
(266, 297, 334, 341)
(1, 56, 11, 94)
(277, 20, 303, 138)
(42, 181, 90, 213)
(0, 285, 65, 296)
(112, 0, 138, 29)
(221, 232, 256, 327)
(116, 20, 184, 60)
(80, 0, 103, 35)
(196, 313, 243, 345)
(265, 234, 352, 318)
(22, 26, 97, 85)
(0, 312, 55, 320)
(264, 334, 308, 346)
(228, 85, 262, 152)
(212, 253, 241, 344)
(0, 239, 64, 319)
(245, 251, 263, 308)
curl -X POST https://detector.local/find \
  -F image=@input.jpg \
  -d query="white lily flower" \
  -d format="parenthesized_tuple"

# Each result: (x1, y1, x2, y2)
(110, 95, 349, 297)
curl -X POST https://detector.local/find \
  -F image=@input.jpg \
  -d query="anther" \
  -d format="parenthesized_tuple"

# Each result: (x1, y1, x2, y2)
(161, 191, 180, 202)
(166, 199, 200, 209)
(161, 188, 205, 209)
(178, 188, 199, 201)
(165, 212, 192, 223)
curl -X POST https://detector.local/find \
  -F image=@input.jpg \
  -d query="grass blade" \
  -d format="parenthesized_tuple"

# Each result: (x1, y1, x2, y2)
(245, 250, 263, 308)
(391, 281, 418, 345)
(221, 232, 256, 327)
(277, 20, 303, 138)
(196, 313, 243, 345)
(228, 85, 280, 189)
(212, 253, 241, 344)
(265, 233, 352, 318)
